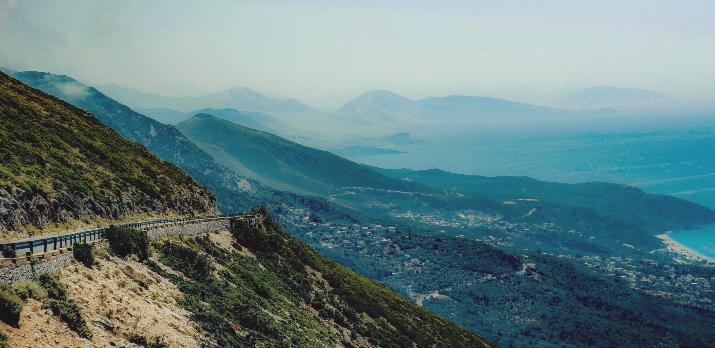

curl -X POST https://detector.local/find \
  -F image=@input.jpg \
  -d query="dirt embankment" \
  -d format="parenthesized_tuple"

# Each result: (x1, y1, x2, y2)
(0, 243, 206, 347)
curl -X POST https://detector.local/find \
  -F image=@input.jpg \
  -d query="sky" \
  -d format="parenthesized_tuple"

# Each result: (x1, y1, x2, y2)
(1, 0, 714, 109)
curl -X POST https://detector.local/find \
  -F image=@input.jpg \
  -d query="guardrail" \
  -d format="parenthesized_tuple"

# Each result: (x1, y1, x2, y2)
(0, 214, 247, 259)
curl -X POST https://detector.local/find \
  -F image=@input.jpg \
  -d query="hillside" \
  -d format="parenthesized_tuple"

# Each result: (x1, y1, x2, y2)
(134, 107, 188, 125)
(1, 212, 492, 347)
(0, 72, 215, 235)
(176, 114, 430, 196)
(374, 168, 715, 232)
(190, 108, 289, 134)
(292, 220, 715, 347)
(11, 71, 265, 214)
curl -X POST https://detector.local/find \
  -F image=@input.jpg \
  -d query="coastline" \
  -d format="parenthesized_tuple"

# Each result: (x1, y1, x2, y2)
(656, 232, 715, 264)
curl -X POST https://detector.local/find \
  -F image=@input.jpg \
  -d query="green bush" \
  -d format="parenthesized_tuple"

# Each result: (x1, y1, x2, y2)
(0, 330, 8, 348)
(1, 246, 15, 259)
(37, 274, 92, 339)
(37, 274, 67, 300)
(129, 333, 167, 348)
(106, 226, 149, 261)
(11, 280, 47, 301)
(72, 242, 94, 267)
(0, 289, 22, 327)
(43, 299, 92, 339)
(157, 241, 212, 280)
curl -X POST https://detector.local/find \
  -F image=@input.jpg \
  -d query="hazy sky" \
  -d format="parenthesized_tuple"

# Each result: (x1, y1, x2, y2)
(1, 0, 714, 109)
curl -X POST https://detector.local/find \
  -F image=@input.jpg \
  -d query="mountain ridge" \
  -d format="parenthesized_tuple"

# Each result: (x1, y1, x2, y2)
(176, 113, 431, 197)
(11, 71, 264, 214)
(0, 72, 216, 235)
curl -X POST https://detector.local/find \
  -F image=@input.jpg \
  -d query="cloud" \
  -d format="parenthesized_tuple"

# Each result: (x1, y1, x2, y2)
(52, 79, 91, 100)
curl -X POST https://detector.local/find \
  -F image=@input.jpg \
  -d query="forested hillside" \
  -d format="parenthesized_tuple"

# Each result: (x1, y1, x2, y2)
(0, 72, 215, 235)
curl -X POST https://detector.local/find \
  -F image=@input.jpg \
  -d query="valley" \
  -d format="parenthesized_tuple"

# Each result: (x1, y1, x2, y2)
(3, 3, 714, 347)
(3, 69, 715, 347)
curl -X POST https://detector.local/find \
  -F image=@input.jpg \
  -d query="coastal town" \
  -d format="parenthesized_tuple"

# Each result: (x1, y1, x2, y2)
(275, 203, 715, 312)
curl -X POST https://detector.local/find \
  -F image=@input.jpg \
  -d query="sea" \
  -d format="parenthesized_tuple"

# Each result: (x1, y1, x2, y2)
(346, 115, 715, 258)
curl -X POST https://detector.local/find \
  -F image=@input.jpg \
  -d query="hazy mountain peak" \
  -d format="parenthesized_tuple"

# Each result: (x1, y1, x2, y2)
(358, 89, 412, 101)
(335, 89, 417, 124)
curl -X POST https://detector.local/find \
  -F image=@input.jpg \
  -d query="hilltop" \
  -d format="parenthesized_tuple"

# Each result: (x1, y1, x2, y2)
(0, 72, 215, 236)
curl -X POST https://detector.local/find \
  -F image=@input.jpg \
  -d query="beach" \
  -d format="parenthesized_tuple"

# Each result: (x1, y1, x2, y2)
(656, 233, 715, 264)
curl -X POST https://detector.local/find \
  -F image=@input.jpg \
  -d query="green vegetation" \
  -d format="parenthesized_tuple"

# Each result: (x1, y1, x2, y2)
(293, 220, 715, 348)
(0, 330, 8, 348)
(106, 226, 149, 261)
(129, 333, 167, 348)
(37, 274, 91, 339)
(0, 72, 215, 233)
(72, 242, 94, 267)
(150, 210, 489, 347)
(156, 241, 212, 280)
(1, 246, 15, 258)
(9, 280, 47, 301)
(0, 288, 22, 327)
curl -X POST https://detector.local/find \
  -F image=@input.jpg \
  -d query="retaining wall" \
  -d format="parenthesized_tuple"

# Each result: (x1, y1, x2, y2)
(0, 218, 232, 284)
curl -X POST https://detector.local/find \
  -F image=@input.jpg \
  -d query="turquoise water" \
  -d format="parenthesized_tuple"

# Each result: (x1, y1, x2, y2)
(669, 224, 715, 260)
(350, 120, 715, 210)
(345, 116, 715, 255)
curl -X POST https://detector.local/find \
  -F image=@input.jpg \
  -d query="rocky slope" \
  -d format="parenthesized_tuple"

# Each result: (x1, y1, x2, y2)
(1, 213, 491, 347)
(0, 72, 216, 236)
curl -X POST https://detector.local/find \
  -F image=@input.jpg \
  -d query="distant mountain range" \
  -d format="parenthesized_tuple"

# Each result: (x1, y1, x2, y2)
(97, 83, 328, 130)
(334, 90, 561, 125)
(137, 106, 290, 133)
(94, 80, 714, 138)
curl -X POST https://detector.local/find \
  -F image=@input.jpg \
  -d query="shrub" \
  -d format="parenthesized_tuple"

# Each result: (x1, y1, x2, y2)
(72, 242, 94, 267)
(37, 274, 91, 339)
(11, 280, 47, 301)
(106, 226, 149, 261)
(43, 299, 92, 339)
(1, 246, 15, 259)
(37, 274, 67, 300)
(0, 289, 22, 327)
(129, 333, 167, 348)
(157, 241, 212, 280)
(0, 330, 8, 348)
